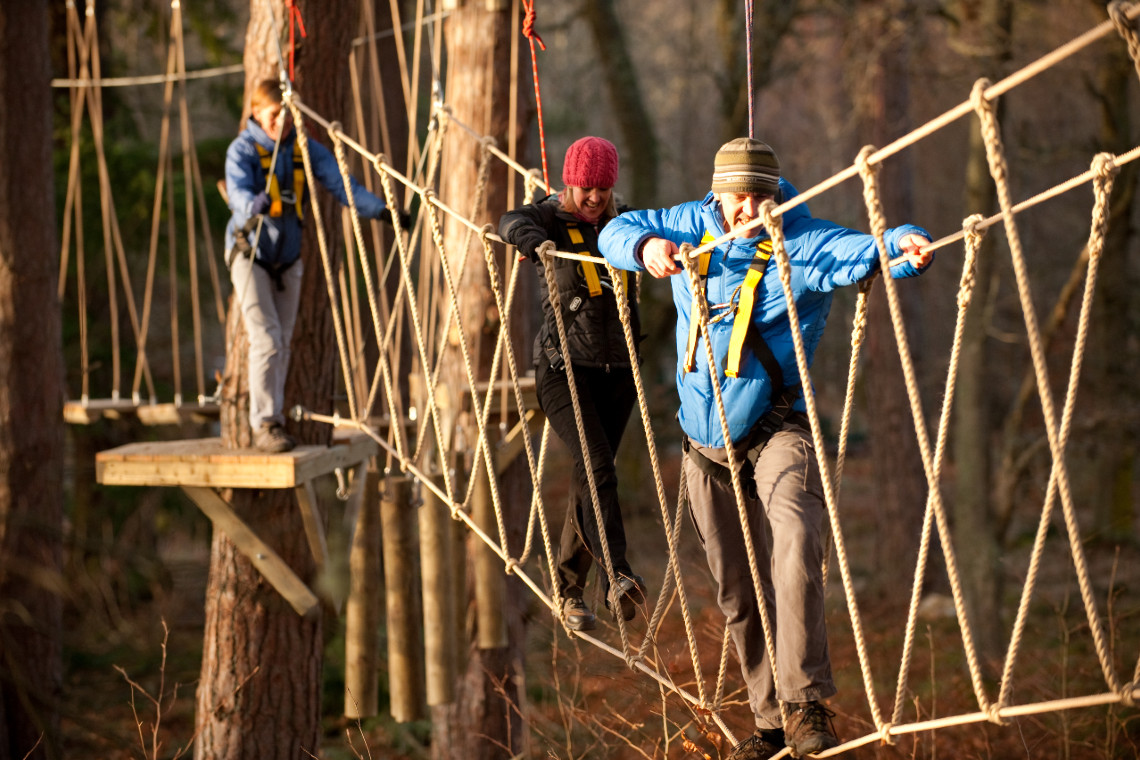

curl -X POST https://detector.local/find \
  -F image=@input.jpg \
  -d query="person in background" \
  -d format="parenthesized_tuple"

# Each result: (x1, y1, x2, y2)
(598, 137, 933, 759)
(224, 78, 405, 452)
(499, 136, 646, 632)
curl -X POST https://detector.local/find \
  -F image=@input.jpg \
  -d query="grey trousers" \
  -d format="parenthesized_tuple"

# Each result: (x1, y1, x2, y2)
(229, 255, 304, 430)
(684, 419, 836, 729)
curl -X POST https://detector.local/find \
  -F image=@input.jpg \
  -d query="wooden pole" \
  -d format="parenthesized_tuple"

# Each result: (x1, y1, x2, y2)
(420, 472, 456, 705)
(380, 475, 425, 721)
(344, 468, 382, 718)
(471, 459, 507, 648)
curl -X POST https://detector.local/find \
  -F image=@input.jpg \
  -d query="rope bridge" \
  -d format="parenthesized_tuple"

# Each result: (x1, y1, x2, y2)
(69, 1, 1140, 756)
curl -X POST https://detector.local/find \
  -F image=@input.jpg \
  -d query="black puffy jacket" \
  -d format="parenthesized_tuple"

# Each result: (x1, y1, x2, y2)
(499, 194, 642, 370)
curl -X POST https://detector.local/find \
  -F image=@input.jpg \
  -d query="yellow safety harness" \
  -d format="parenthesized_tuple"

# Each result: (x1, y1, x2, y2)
(565, 221, 628, 308)
(683, 232, 783, 385)
(255, 143, 306, 220)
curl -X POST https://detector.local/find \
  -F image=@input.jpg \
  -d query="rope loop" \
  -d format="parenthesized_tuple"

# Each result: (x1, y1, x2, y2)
(958, 213, 986, 308)
(522, 0, 546, 50)
(759, 199, 784, 239)
(1091, 151, 1119, 181)
(986, 703, 1009, 725)
(327, 120, 343, 140)
(535, 239, 556, 262)
(503, 558, 519, 576)
(970, 78, 994, 115)
(480, 134, 498, 151)
(855, 144, 878, 179)
(878, 722, 895, 746)
(479, 223, 496, 242)
(1120, 681, 1137, 708)
(1109, 1, 1140, 80)
(624, 651, 644, 671)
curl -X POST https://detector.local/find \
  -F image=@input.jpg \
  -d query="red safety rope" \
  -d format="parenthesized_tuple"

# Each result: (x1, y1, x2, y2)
(286, 0, 308, 82)
(522, 0, 550, 189)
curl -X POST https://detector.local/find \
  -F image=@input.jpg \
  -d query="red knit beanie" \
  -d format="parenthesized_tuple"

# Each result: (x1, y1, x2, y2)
(562, 136, 619, 189)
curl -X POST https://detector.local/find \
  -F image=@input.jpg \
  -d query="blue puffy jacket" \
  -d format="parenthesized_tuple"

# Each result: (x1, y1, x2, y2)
(224, 117, 387, 269)
(598, 180, 931, 448)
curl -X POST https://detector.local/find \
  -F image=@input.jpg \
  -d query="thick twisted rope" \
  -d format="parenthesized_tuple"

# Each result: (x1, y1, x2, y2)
(284, 93, 359, 423)
(680, 240, 782, 739)
(538, 242, 637, 654)
(997, 152, 1120, 709)
(759, 198, 883, 732)
(856, 144, 996, 722)
(890, 213, 985, 727)
(606, 262, 709, 704)
(971, 78, 1119, 694)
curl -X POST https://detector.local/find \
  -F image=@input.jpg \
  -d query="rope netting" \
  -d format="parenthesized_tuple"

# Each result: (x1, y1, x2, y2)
(57, 0, 229, 412)
(60, 0, 1140, 755)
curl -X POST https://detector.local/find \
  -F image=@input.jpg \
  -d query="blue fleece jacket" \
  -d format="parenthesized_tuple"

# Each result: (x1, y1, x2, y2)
(598, 179, 931, 448)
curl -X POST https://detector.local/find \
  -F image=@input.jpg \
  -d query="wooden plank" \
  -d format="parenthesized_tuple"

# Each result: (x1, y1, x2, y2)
(181, 485, 320, 617)
(294, 480, 329, 573)
(136, 402, 220, 426)
(495, 408, 546, 475)
(95, 433, 379, 489)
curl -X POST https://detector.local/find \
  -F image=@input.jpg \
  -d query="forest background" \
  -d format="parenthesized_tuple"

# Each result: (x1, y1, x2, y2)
(1, 0, 1138, 758)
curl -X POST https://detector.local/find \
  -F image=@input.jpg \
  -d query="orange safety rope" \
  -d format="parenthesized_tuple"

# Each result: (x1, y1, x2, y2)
(286, 0, 307, 82)
(521, 0, 550, 188)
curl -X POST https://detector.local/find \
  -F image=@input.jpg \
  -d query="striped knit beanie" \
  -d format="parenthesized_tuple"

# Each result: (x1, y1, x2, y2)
(711, 138, 780, 195)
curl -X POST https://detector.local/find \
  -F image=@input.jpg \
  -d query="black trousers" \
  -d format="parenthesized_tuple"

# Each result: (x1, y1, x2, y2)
(536, 360, 637, 598)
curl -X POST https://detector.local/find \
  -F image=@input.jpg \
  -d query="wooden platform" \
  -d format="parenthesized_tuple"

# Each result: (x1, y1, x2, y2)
(95, 431, 378, 617)
(65, 398, 220, 426)
(95, 431, 378, 489)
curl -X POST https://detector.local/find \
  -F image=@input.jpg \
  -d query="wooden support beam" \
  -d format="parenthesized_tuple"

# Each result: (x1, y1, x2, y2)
(294, 479, 329, 572)
(345, 468, 382, 719)
(381, 476, 425, 722)
(181, 485, 320, 618)
(496, 408, 545, 475)
(471, 460, 507, 649)
(420, 473, 456, 705)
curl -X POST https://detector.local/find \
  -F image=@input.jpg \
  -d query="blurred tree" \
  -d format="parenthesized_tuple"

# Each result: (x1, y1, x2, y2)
(856, 0, 932, 603)
(1084, 13, 1137, 541)
(194, 0, 357, 756)
(0, 2, 66, 759)
(716, 0, 798, 141)
(580, 0, 659, 206)
(431, 2, 534, 758)
(952, 0, 1011, 663)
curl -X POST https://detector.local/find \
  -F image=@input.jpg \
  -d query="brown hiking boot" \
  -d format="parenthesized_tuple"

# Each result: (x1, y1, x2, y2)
(254, 423, 295, 453)
(727, 728, 785, 760)
(784, 701, 839, 756)
(605, 573, 646, 622)
(558, 596, 596, 632)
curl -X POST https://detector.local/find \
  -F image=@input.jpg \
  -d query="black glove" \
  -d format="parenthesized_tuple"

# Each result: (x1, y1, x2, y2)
(382, 208, 412, 229)
(249, 191, 271, 216)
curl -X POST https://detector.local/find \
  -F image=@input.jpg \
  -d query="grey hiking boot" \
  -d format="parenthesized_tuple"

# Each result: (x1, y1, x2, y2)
(727, 728, 785, 760)
(559, 596, 596, 632)
(784, 701, 839, 756)
(254, 422, 296, 453)
(605, 573, 645, 622)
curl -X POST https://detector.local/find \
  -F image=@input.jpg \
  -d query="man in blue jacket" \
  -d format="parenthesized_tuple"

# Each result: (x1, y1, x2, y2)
(224, 79, 401, 452)
(598, 138, 933, 758)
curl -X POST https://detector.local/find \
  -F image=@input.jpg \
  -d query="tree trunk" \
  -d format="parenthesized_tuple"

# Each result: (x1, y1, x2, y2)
(1084, 37, 1137, 540)
(715, 0, 797, 142)
(859, 0, 929, 601)
(195, 1, 355, 757)
(431, 4, 531, 758)
(580, 0, 659, 206)
(0, 3, 65, 759)
(952, 0, 1011, 663)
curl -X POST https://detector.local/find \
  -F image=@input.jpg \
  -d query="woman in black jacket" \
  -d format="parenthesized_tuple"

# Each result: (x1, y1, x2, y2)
(499, 137, 645, 631)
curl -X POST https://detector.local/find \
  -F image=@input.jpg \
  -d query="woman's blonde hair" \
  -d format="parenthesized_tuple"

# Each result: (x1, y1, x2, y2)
(559, 188, 618, 221)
